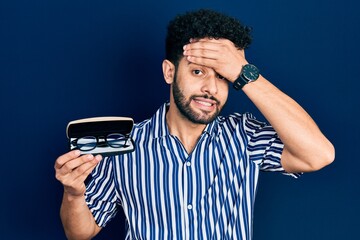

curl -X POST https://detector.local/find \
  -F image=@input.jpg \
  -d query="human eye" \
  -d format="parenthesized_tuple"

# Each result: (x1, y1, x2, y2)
(192, 69, 203, 75)
(216, 73, 227, 81)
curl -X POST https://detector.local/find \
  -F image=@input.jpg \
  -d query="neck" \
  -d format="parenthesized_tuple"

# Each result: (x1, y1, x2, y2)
(166, 105, 206, 154)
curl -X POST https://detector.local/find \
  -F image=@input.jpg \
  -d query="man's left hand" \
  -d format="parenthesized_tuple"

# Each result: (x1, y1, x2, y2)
(183, 38, 248, 82)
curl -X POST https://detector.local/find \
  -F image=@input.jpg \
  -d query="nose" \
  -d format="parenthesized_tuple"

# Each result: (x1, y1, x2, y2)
(201, 74, 218, 95)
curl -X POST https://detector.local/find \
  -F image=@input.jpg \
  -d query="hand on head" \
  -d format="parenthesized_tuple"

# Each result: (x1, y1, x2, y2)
(182, 38, 248, 82)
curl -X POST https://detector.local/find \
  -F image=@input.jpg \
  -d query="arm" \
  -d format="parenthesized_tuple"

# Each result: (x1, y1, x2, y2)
(183, 38, 335, 173)
(242, 75, 335, 172)
(55, 151, 102, 239)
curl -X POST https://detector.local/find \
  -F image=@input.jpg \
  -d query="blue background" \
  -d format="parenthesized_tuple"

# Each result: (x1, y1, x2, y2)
(1, 0, 359, 239)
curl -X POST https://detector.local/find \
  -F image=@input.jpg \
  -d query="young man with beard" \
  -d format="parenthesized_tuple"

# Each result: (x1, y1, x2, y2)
(55, 9, 334, 239)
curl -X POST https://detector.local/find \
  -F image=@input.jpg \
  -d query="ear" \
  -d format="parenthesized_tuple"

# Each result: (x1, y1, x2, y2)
(162, 60, 175, 84)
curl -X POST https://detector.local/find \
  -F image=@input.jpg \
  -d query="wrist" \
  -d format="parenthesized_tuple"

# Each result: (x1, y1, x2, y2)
(63, 189, 86, 202)
(233, 64, 260, 90)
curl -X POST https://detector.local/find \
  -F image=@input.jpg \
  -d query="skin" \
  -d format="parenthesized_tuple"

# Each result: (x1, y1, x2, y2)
(162, 56, 229, 153)
(55, 151, 102, 239)
(54, 37, 335, 239)
(181, 38, 335, 172)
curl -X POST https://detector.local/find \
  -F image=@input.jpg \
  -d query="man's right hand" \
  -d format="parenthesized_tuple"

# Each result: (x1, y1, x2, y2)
(55, 150, 103, 239)
(54, 150, 102, 198)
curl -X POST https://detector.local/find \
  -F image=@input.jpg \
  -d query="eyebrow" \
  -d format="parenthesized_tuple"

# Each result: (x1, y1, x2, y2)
(186, 61, 204, 68)
(186, 61, 227, 79)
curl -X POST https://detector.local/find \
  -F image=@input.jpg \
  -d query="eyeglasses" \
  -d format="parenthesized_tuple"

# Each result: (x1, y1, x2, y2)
(71, 133, 130, 152)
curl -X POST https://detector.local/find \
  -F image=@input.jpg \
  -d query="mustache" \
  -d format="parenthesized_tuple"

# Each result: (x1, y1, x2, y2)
(191, 94, 220, 105)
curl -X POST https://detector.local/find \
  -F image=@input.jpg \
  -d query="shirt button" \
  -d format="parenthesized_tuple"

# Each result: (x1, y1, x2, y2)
(186, 161, 191, 167)
(187, 204, 193, 210)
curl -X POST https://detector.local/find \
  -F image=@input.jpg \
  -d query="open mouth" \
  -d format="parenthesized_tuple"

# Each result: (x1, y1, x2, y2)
(194, 99, 214, 106)
(192, 97, 218, 111)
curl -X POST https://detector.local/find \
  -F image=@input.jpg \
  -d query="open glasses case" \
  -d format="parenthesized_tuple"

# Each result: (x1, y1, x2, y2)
(66, 117, 135, 156)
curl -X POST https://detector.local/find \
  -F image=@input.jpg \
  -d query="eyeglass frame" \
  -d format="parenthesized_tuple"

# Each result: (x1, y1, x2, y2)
(70, 133, 132, 152)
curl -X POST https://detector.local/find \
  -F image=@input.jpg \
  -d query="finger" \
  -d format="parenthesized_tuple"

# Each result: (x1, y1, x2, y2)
(188, 37, 234, 48)
(185, 55, 219, 69)
(58, 155, 102, 185)
(54, 150, 81, 169)
(72, 155, 102, 182)
(183, 40, 234, 62)
(184, 40, 222, 52)
(183, 48, 219, 60)
(58, 154, 96, 175)
(196, 38, 238, 49)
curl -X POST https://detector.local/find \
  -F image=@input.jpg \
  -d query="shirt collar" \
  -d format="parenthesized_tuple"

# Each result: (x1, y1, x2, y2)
(150, 102, 170, 139)
(151, 102, 219, 139)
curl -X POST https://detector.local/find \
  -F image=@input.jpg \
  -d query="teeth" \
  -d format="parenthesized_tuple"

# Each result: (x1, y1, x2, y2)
(195, 100, 212, 106)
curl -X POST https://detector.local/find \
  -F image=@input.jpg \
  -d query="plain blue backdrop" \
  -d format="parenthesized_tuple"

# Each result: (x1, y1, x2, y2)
(1, 0, 359, 239)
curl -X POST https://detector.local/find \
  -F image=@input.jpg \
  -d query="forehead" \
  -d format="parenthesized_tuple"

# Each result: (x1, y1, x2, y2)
(178, 57, 212, 70)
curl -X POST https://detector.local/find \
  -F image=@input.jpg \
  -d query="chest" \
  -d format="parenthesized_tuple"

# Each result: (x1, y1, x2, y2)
(114, 133, 257, 206)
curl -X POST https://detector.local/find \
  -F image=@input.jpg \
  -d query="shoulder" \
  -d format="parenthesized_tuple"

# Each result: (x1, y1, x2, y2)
(131, 118, 152, 138)
(217, 112, 264, 128)
(130, 102, 168, 140)
(217, 112, 269, 135)
(133, 118, 152, 130)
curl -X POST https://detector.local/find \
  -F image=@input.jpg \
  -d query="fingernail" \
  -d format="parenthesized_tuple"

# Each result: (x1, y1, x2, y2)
(74, 150, 81, 156)
(95, 155, 102, 161)
(183, 45, 187, 50)
(87, 154, 94, 160)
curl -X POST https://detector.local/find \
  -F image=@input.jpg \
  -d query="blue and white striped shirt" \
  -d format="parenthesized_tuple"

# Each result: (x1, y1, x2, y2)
(85, 102, 298, 239)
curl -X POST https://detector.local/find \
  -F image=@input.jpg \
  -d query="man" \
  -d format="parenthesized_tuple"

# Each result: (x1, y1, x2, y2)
(55, 9, 334, 239)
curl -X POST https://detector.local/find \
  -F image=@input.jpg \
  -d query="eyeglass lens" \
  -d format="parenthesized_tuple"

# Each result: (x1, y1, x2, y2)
(75, 134, 128, 151)
(77, 136, 97, 151)
(107, 133, 128, 148)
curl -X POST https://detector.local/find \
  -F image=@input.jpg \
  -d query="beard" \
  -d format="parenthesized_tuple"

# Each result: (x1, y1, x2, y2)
(172, 78, 222, 124)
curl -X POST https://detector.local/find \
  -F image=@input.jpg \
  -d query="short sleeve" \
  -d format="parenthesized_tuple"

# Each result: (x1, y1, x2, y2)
(85, 156, 120, 227)
(243, 113, 301, 178)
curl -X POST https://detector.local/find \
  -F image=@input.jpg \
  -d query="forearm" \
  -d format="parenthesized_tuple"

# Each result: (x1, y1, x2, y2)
(181, 38, 334, 171)
(60, 191, 101, 240)
(242, 75, 335, 172)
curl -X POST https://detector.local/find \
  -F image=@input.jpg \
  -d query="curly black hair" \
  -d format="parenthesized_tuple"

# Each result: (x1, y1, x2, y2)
(165, 9, 252, 66)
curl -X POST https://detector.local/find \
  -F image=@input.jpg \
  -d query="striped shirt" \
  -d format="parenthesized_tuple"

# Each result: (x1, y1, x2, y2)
(85, 102, 298, 239)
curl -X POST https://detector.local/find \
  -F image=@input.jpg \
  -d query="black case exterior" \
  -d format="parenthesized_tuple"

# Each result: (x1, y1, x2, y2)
(67, 118, 133, 138)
